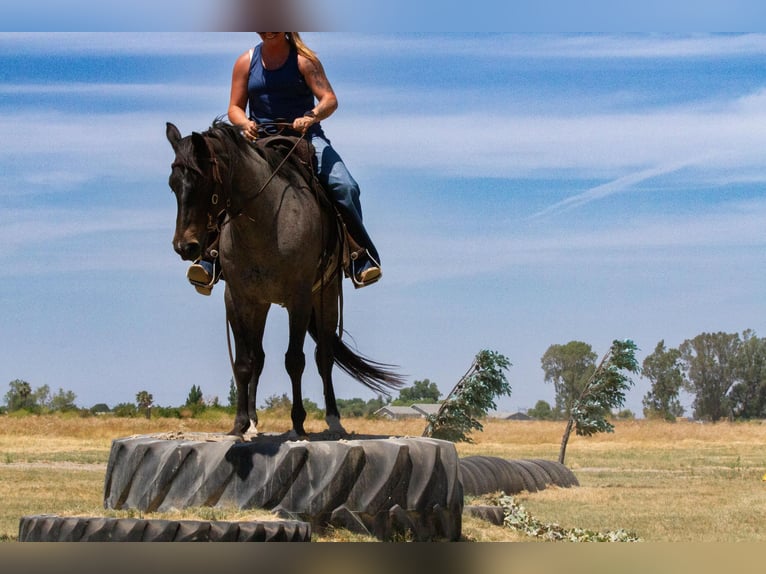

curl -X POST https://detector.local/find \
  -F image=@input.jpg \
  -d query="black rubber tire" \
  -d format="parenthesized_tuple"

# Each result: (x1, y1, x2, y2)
(530, 458, 580, 488)
(464, 505, 505, 526)
(512, 459, 550, 491)
(103, 433, 463, 541)
(18, 515, 311, 542)
(459, 456, 578, 496)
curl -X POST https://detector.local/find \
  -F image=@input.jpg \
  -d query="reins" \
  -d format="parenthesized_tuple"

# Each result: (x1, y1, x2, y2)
(185, 122, 309, 232)
(230, 122, 308, 223)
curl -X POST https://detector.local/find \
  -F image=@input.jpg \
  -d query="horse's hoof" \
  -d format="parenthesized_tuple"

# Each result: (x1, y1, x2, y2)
(287, 429, 309, 441)
(325, 415, 347, 436)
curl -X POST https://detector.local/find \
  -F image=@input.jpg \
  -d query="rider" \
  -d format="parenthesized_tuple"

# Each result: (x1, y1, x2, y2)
(187, 32, 382, 292)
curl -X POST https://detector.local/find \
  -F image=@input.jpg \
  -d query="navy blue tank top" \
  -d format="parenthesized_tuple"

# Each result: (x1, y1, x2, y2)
(248, 44, 324, 137)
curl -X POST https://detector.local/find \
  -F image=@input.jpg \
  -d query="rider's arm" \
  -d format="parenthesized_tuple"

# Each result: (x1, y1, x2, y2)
(228, 51, 258, 141)
(293, 55, 339, 133)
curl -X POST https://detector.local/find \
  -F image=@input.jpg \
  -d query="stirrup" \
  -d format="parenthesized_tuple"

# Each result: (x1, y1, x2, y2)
(350, 251, 382, 289)
(187, 260, 217, 296)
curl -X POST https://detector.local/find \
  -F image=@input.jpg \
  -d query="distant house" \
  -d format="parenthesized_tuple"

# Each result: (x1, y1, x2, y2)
(374, 403, 443, 420)
(507, 411, 533, 421)
(374, 406, 422, 420)
(488, 411, 533, 421)
(411, 403, 442, 417)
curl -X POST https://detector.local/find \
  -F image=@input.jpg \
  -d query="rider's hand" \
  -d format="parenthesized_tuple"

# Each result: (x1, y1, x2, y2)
(293, 115, 316, 134)
(241, 120, 258, 141)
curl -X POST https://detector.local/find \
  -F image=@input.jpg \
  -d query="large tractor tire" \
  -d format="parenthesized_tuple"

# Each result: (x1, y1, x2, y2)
(459, 456, 578, 496)
(18, 515, 311, 542)
(103, 433, 463, 541)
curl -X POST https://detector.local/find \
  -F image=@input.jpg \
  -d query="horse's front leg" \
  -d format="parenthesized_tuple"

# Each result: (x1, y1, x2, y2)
(226, 296, 270, 438)
(285, 297, 312, 439)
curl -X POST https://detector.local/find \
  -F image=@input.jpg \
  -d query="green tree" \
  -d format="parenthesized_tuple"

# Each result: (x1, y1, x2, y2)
(261, 393, 292, 411)
(113, 402, 138, 417)
(527, 400, 554, 420)
(4, 379, 34, 411)
(541, 341, 598, 417)
(424, 350, 512, 443)
(227, 378, 237, 409)
(559, 340, 639, 464)
(185, 384, 204, 407)
(337, 396, 390, 417)
(136, 390, 154, 419)
(48, 388, 78, 412)
(680, 332, 740, 421)
(730, 330, 766, 419)
(32, 385, 51, 411)
(641, 340, 685, 421)
(392, 379, 441, 405)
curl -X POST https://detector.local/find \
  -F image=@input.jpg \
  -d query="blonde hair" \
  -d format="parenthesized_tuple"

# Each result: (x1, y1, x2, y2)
(286, 33, 319, 64)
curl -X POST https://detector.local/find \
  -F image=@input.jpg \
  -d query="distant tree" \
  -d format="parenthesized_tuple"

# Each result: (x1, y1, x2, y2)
(527, 400, 554, 420)
(730, 330, 766, 419)
(424, 350, 512, 443)
(32, 385, 51, 411)
(113, 402, 138, 417)
(227, 378, 237, 409)
(541, 341, 598, 417)
(336, 397, 367, 417)
(680, 332, 740, 421)
(558, 340, 639, 465)
(641, 340, 685, 421)
(4, 379, 34, 411)
(303, 398, 322, 418)
(48, 388, 78, 412)
(4, 380, 78, 413)
(392, 379, 441, 406)
(261, 393, 292, 411)
(136, 390, 154, 419)
(337, 396, 390, 417)
(185, 384, 204, 407)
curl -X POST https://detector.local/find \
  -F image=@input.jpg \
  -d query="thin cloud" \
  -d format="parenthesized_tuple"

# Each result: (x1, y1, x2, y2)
(528, 159, 699, 219)
(314, 33, 766, 60)
(6, 33, 766, 60)
(383, 198, 766, 285)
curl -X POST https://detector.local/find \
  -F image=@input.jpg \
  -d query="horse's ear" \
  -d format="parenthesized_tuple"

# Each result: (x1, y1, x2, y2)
(166, 122, 182, 150)
(191, 132, 210, 162)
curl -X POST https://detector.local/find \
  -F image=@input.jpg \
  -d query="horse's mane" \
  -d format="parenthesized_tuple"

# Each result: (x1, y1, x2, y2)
(205, 118, 297, 172)
(204, 118, 316, 193)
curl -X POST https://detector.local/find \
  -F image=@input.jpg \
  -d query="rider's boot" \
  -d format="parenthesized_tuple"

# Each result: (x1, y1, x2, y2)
(351, 251, 382, 288)
(187, 260, 216, 296)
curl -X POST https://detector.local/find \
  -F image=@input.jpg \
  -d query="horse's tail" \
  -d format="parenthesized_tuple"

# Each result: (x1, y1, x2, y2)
(331, 335, 407, 395)
(308, 317, 406, 396)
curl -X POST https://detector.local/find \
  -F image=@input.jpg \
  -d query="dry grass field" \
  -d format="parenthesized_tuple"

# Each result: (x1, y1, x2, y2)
(1, 412, 765, 542)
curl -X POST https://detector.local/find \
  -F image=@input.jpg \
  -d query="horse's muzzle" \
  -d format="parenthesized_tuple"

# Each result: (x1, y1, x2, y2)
(174, 240, 202, 262)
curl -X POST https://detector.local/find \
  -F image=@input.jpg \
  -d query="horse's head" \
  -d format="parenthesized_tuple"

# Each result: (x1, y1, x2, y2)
(166, 122, 219, 262)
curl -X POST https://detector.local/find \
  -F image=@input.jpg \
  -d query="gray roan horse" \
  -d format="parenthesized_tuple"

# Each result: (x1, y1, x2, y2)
(166, 120, 403, 438)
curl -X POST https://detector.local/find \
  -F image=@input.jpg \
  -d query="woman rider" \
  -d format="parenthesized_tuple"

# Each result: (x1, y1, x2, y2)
(187, 32, 382, 292)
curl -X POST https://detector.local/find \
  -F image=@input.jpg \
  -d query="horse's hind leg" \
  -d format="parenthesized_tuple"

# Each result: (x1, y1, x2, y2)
(313, 285, 346, 435)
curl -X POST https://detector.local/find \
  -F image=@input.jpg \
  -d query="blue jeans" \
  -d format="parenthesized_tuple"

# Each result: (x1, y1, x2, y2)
(310, 134, 380, 265)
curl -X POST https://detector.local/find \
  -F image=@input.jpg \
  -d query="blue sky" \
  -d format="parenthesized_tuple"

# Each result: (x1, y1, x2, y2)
(1, 33, 764, 417)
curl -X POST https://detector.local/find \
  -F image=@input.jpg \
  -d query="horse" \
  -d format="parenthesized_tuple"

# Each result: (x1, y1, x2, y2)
(165, 120, 404, 438)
